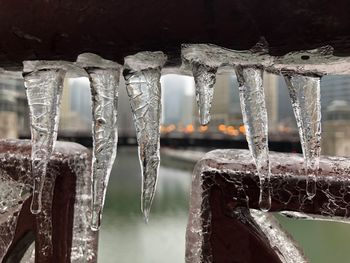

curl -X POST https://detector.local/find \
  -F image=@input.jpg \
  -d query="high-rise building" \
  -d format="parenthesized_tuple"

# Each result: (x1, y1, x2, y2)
(210, 72, 280, 133)
(161, 74, 195, 126)
(264, 73, 279, 131)
(322, 100, 350, 156)
(0, 73, 26, 138)
(211, 73, 241, 126)
(197, 72, 242, 134)
(321, 75, 350, 119)
(60, 77, 92, 135)
(276, 76, 296, 129)
(0, 87, 18, 138)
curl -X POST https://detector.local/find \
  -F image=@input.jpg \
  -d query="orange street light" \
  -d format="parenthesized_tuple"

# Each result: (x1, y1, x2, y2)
(218, 124, 226, 132)
(199, 125, 208, 132)
(239, 125, 246, 134)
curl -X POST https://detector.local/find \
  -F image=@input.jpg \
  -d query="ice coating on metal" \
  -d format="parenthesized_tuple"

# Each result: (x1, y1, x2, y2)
(181, 43, 350, 76)
(0, 209, 23, 261)
(181, 43, 273, 69)
(190, 62, 217, 125)
(68, 151, 97, 262)
(284, 75, 321, 198)
(35, 167, 56, 259)
(20, 242, 35, 263)
(0, 140, 54, 260)
(23, 60, 85, 78)
(235, 66, 271, 211)
(24, 69, 65, 214)
(280, 211, 350, 224)
(36, 142, 97, 262)
(0, 169, 28, 218)
(250, 210, 307, 263)
(87, 67, 121, 231)
(76, 53, 120, 69)
(0, 169, 29, 261)
(123, 51, 166, 222)
(186, 149, 350, 262)
(124, 51, 166, 71)
(0, 140, 97, 261)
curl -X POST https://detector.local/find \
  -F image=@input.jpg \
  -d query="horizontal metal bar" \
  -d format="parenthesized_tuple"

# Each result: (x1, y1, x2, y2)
(1, 0, 350, 69)
(186, 149, 350, 262)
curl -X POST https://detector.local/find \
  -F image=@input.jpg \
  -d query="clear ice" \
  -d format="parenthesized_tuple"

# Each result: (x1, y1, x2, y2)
(67, 142, 98, 261)
(280, 211, 350, 224)
(123, 51, 167, 222)
(0, 168, 30, 261)
(181, 43, 348, 75)
(77, 53, 122, 231)
(251, 210, 307, 263)
(284, 74, 321, 198)
(23, 66, 65, 214)
(235, 66, 271, 211)
(191, 63, 217, 125)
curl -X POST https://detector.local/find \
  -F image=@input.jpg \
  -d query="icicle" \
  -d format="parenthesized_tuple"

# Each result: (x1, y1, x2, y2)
(284, 74, 321, 198)
(123, 51, 167, 222)
(77, 53, 122, 231)
(191, 63, 217, 125)
(23, 63, 66, 214)
(235, 66, 271, 211)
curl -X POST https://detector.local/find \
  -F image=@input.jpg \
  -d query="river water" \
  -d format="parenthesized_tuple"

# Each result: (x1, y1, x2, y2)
(98, 147, 350, 263)
(98, 147, 191, 263)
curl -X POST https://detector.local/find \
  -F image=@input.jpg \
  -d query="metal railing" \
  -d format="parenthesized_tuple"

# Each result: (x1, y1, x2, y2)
(0, 140, 97, 263)
(186, 149, 350, 262)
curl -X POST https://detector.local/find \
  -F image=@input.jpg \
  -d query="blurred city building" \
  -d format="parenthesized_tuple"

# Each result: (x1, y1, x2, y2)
(162, 74, 195, 127)
(209, 73, 241, 130)
(2, 71, 350, 152)
(0, 72, 28, 138)
(60, 76, 136, 138)
(276, 75, 297, 133)
(321, 76, 350, 156)
(264, 73, 279, 131)
(322, 100, 350, 156)
(59, 78, 92, 136)
(321, 76, 350, 115)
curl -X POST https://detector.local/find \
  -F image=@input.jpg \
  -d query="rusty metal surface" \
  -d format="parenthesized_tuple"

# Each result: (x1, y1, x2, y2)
(1, 0, 350, 69)
(186, 149, 350, 262)
(0, 139, 97, 263)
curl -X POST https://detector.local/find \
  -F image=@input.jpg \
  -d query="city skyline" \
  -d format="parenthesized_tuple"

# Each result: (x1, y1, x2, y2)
(2, 73, 350, 138)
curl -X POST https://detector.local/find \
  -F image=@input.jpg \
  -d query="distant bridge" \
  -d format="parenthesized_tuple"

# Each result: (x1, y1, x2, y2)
(19, 130, 302, 153)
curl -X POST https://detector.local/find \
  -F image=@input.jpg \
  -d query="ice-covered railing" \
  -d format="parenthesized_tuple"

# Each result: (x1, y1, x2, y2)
(9, 40, 350, 262)
(21, 42, 350, 225)
(186, 149, 350, 262)
(181, 42, 343, 209)
(22, 52, 167, 229)
(0, 140, 97, 262)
